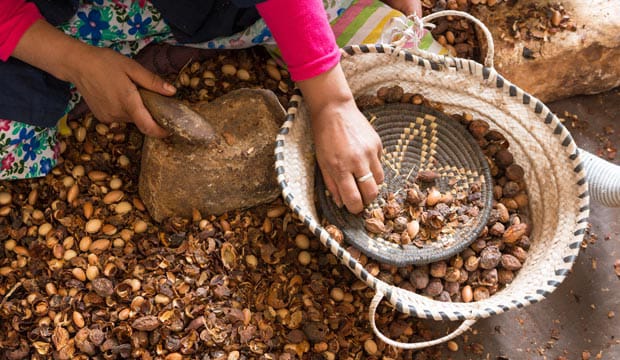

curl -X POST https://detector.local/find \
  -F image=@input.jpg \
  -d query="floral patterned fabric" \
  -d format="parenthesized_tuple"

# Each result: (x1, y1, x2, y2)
(1, 0, 354, 180)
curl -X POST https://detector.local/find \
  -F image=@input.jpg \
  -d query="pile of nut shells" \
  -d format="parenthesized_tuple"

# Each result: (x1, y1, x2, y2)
(420, 0, 575, 59)
(169, 48, 295, 107)
(361, 171, 483, 246)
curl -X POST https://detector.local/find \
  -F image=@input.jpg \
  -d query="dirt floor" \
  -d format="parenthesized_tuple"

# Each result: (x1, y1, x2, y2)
(443, 89, 620, 360)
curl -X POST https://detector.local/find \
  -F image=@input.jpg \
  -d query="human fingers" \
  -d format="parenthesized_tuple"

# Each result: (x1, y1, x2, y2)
(125, 88, 169, 138)
(354, 169, 379, 207)
(321, 170, 343, 208)
(335, 171, 365, 214)
(125, 57, 177, 96)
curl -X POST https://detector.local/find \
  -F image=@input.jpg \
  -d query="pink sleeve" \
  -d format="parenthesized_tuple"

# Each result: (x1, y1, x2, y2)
(256, 0, 340, 82)
(0, 0, 43, 61)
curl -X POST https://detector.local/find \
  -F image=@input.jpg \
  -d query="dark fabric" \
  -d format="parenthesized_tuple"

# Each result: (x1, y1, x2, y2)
(0, 0, 75, 127)
(31, 0, 79, 26)
(0, 58, 70, 127)
(151, 0, 263, 44)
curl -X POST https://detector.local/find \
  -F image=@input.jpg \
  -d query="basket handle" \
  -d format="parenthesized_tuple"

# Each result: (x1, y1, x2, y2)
(388, 10, 495, 68)
(369, 291, 477, 350)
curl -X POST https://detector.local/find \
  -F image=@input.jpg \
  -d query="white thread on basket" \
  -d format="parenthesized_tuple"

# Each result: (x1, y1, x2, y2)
(380, 14, 435, 55)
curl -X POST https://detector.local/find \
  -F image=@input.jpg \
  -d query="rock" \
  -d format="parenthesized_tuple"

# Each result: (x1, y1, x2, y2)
(139, 89, 285, 222)
(472, 0, 620, 102)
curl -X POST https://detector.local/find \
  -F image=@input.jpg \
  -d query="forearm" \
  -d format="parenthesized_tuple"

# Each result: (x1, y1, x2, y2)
(297, 65, 356, 127)
(12, 19, 90, 83)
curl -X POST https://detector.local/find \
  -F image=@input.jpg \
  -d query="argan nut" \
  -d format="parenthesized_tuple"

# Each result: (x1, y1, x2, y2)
(426, 187, 441, 206)
(221, 64, 237, 76)
(505, 164, 524, 181)
(494, 149, 514, 168)
(503, 223, 528, 243)
(295, 234, 310, 250)
(479, 246, 502, 269)
(407, 220, 420, 239)
(468, 120, 490, 139)
(461, 285, 473, 303)
(430, 261, 447, 278)
(500, 254, 522, 271)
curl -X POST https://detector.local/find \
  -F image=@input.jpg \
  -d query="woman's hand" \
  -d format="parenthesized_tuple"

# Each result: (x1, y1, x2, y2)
(12, 19, 175, 137)
(67, 46, 176, 137)
(381, 0, 422, 16)
(298, 65, 384, 214)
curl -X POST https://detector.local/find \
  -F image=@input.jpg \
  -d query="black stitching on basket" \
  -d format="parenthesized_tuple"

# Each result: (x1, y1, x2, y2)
(395, 301, 404, 313)
(534, 101, 543, 114)
(278, 127, 289, 135)
(439, 311, 449, 320)
(336, 247, 343, 259)
(555, 268, 570, 276)
(563, 255, 577, 263)
(454, 312, 465, 320)
(485, 308, 496, 316)
(523, 94, 530, 104)
(405, 52, 413, 62)
(569, 152, 578, 160)
(545, 113, 554, 124)
(424, 309, 433, 318)
(574, 162, 584, 172)
(375, 44, 385, 53)
(509, 85, 517, 96)
(513, 300, 524, 308)
(578, 190, 589, 199)
(496, 76, 504, 88)
(275, 153, 284, 161)
(276, 166, 284, 175)
(577, 217, 589, 223)
(547, 280, 560, 287)
(577, 177, 586, 185)
(359, 269, 368, 281)
(418, 58, 425, 67)
(468, 61, 472, 74)
(275, 140, 284, 147)
(536, 289, 550, 297)
(562, 135, 573, 147)
(284, 193, 293, 204)
(278, 180, 287, 189)
(528, 297, 539, 304)
(360, 45, 369, 53)
(343, 46, 354, 56)
(579, 205, 589, 212)
(287, 101, 299, 109)
(553, 124, 563, 135)
(498, 304, 509, 311)
(482, 67, 490, 80)
(430, 61, 439, 70)
(569, 241, 581, 249)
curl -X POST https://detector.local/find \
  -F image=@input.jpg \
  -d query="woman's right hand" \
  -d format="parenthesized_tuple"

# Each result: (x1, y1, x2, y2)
(12, 19, 175, 138)
(67, 46, 176, 138)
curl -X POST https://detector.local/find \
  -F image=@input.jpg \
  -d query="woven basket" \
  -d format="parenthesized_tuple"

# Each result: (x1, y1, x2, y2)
(316, 103, 494, 266)
(274, 11, 589, 349)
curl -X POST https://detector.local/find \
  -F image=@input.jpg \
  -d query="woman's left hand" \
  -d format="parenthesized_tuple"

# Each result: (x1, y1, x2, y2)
(298, 65, 384, 214)
(381, 0, 422, 16)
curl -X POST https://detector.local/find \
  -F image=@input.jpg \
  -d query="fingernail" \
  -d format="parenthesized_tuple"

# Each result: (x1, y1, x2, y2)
(164, 82, 176, 93)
